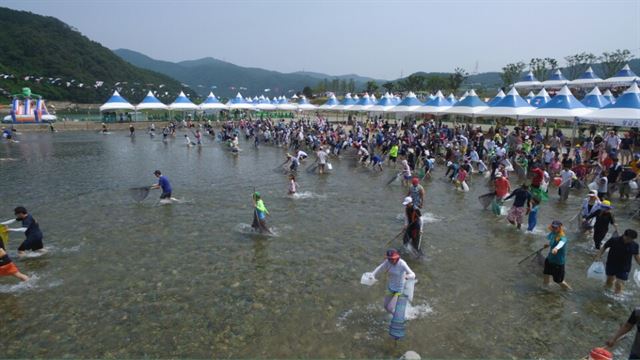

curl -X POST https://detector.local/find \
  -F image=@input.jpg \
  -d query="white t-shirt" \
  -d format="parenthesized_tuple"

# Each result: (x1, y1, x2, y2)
(372, 259, 416, 292)
(317, 150, 328, 164)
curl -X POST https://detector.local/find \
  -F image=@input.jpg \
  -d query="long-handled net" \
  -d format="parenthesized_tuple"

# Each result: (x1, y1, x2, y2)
(129, 187, 151, 202)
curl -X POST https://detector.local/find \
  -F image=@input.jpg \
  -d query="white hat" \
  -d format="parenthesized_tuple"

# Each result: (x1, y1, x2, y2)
(402, 196, 413, 206)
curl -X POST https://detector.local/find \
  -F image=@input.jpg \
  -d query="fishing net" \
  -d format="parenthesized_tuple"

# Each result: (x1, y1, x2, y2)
(306, 164, 319, 174)
(129, 187, 151, 202)
(478, 192, 495, 209)
(386, 173, 400, 186)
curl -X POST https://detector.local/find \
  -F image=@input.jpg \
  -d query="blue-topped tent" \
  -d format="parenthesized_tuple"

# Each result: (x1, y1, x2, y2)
(514, 71, 542, 89)
(444, 89, 489, 116)
(603, 90, 616, 104)
(296, 96, 317, 111)
(227, 92, 254, 110)
(369, 93, 396, 112)
(417, 90, 452, 115)
(277, 96, 296, 111)
(603, 64, 640, 87)
(99, 90, 135, 112)
(570, 67, 602, 88)
(447, 93, 457, 105)
(524, 91, 535, 103)
(585, 82, 640, 125)
(530, 88, 551, 108)
(480, 88, 534, 119)
(541, 69, 569, 89)
(581, 87, 610, 109)
(523, 85, 593, 120)
(350, 93, 375, 111)
(333, 93, 357, 111)
(487, 90, 506, 107)
(136, 90, 168, 111)
(254, 95, 275, 111)
(169, 91, 198, 111)
(392, 92, 423, 112)
(319, 94, 339, 110)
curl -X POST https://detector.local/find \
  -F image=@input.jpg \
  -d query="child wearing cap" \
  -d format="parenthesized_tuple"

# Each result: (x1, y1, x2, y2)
(585, 200, 619, 249)
(370, 249, 416, 314)
(542, 221, 571, 290)
(581, 190, 602, 231)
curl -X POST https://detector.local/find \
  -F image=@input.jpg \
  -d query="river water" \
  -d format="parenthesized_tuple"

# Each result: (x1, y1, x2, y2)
(0, 130, 639, 358)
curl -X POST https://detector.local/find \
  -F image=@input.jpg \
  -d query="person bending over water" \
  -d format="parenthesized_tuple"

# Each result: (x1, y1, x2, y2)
(151, 170, 172, 200)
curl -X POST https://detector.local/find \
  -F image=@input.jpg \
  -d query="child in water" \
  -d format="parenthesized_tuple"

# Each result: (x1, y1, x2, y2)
(288, 174, 297, 195)
(0, 227, 29, 282)
(527, 197, 541, 232)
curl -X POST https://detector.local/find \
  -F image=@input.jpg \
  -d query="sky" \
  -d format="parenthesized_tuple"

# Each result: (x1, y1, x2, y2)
(2, 0, 639, 80)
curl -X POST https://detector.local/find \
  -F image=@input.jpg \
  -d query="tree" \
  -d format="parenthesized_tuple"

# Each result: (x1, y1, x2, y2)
(382, 81, 395, 93)
(348, 78, 356, 93)
(365, 80, 379, 94)
(500, 61, 526, 87)
(448, 67, 468, 93)
(399, 74, 426, 92)
(425, 76, 449, 93)
(339, 79, 347, 93)
(314, 81, 325, 94)
(302, 86, 313, 98)
(331, 79, 339, 92)
(564, 52, 597, 79)
(600, 49, 633, 78)
(529, 58, 549, 81)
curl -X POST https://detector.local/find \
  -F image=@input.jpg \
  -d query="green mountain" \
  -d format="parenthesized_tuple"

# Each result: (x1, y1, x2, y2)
(0, 7, 190, 104)
(114, 49, 378, 98)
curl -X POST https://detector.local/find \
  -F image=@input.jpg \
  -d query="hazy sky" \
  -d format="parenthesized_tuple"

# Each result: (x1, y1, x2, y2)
(3, 0, 639, 79)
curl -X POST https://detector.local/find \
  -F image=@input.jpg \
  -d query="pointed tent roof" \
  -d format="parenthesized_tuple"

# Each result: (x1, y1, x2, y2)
(296, 96, 317, 111)
(570, 66, 602, 88)
(525, 91, 535, 102)
(417, 91, 452, 115)
(445, 90, 488, 116)
(603, 64, 640, 86)
(319, 94, 339, 110)
(603, 90, 616, 104)
(276, 96, 296, 111)
(227, 92, 254, 109)
(584, 82, 640, 125)
(136, 91, 168, 111)
(447, 93, 457, 105)
(541, 69, 569, 89)
(168, 91, 198, 110)
(480, 88, 534, 119)
(200, 92, 227, 110)
(291, 94, 299, 99)
(514, 71, 542, 89)
(530, 88, 551, 107)
(99, 90, 135, 112)
(522, 85, 592, 120)
(333, 93, 357, 111)
(255, 94, 276, 111)
(350, 93, 375, 111)
(392, 92, 423, 112)
(370, 94, 377, 103)
(581, 87, 610, 109)
(369, 94, 396, 112)
(487, 90, 506, 106)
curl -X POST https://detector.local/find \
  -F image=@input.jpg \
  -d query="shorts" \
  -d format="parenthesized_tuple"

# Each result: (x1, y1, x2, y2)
(605, 264, 629, 280)
(389, 156, 397, 163)
(543, 258, 566, 283)
(160, 192, 172, 199)
(18, 237, 43, 251)
(404, 174, 412, 180)
(507, 206, 526, 224)
(387, 287, 402, 296)
(0, 262, 18, 276)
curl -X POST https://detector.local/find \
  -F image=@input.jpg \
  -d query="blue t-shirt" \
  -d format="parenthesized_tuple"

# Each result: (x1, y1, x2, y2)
(22, 214, 43, 241)
(158, 176, 172, 193)
(547, 232, 568, 265)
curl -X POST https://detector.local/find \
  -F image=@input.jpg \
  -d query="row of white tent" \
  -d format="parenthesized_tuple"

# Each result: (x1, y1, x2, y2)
(100, 82, 640, 127)
(514, 64, 639, 89)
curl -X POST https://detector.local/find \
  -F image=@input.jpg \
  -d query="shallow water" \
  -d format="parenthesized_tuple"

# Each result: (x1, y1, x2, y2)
(1, 131, 639, 358)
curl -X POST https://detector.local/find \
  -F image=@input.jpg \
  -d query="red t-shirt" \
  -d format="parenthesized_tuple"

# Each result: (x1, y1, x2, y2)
(532, 168, 544, 186)
(495, 178, 510, 198)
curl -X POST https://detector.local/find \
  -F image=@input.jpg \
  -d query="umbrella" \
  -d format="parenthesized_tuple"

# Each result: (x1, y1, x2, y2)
(524, 91, 535, 103)
(480, 87, 534, 119)
(487, 89, 506, 106)
(226, 92, 254, 110)
(570, 66, 602, 88)
(444, 89, 488, 116)
(416, 90, 452, 115)
(521, 85, 593, 120)
(583, 82, 640, 126)
(581, 87, 610, 109)
(369, 93, 396, 112)
(603, 90, 616, 104)
(318, 94, 339, 110)
(541, 69, 569, 89)
(296, 96, 317, 111)
(99, 90, 135, 112)
(169, 91, 198, 111)
(530, 88, 551, 107)
(602, 64, 640, 87)
(136, 90, 168, 111)
(391, 92, 423, 112)
(514, 71, 542, 89)
(199, 92, 227, 110)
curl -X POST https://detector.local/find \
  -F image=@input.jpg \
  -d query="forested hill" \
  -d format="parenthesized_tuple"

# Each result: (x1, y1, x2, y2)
(0, 7, 191, 104)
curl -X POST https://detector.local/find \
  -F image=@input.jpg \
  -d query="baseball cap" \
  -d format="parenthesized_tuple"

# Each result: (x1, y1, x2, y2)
(402, 196, 413, 206)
